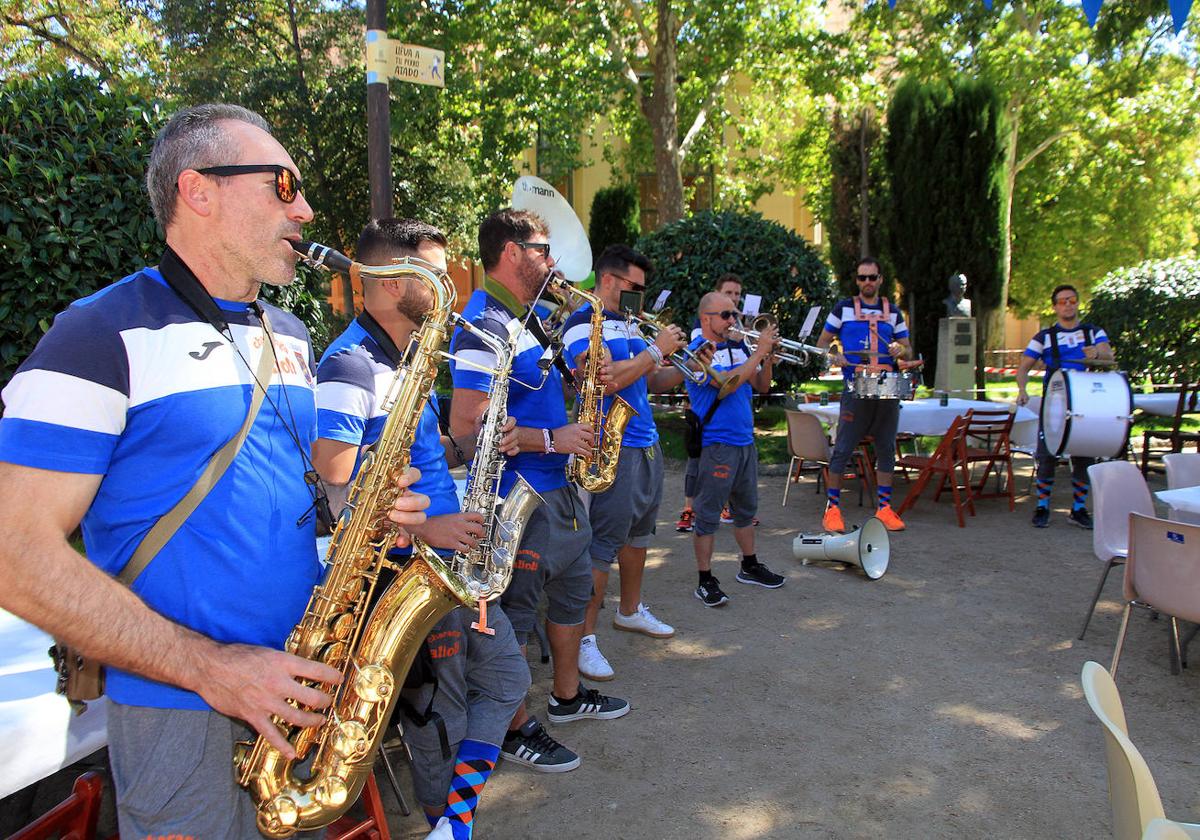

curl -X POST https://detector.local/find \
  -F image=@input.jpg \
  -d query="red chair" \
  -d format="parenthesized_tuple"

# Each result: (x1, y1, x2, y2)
(896, 415, 975, 527)
(325, 774, 392, 840)
(9, 771, 104, 840)
(957, 408, 1016, 512)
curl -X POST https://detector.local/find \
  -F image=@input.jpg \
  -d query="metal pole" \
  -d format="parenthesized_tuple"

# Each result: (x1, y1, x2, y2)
(366, 0, 392, 220)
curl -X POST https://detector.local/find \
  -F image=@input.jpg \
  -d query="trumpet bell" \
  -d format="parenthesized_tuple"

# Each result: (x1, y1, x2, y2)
(792, 517, 889, 579)
(512, 176, 592, 283)
(716, 373, 742, 399)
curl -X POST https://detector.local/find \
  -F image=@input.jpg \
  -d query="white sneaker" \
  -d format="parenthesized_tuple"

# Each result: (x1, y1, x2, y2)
(613, 603, 675, 638)
(578, 634, 614, 681)
(426, 816, 454, 839)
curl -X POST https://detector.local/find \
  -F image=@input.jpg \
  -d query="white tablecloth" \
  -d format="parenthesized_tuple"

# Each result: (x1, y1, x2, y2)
(792, 398, 1037, 439)
(1156, 487, 1200, 520)
(0, 610, 108, 799)
(1134, 392, 1194, 418)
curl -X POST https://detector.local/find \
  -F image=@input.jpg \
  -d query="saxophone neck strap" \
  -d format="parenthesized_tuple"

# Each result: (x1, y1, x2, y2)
(357, 309, 406, 367)
(116, 308, 278, 586)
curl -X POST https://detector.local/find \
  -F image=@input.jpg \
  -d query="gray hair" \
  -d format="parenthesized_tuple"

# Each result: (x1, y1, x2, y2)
(145, 103, 273, 229)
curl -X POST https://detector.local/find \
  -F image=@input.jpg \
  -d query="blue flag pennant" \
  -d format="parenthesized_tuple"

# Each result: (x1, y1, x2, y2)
(1169, 0, 1193, 33)
(877, 0, 1191, 31)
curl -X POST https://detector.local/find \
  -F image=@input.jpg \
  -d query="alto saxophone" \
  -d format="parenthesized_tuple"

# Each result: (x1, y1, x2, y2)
(236, 240, 472, 838)
(448, 315, 544, 633)
(551, 277, 636, 493)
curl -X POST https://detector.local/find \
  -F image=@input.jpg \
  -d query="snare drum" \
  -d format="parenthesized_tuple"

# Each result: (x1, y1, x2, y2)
(851, 370, 915, 400)
(1040, 369, 1133, 459)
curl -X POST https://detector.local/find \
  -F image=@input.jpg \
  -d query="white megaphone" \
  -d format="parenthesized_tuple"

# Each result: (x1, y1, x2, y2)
(792, 517, 890, 580)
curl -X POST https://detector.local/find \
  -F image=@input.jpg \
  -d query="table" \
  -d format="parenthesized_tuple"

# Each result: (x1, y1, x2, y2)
(792, 397, 1037, 440)
(0, 609, 108, 799)
(1134, 392, 1192, 418)
(1155, 486, 1200, 523)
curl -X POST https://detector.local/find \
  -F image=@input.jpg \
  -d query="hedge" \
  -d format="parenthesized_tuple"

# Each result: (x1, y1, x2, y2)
(1086, 255, 1200, 381)
(636, 210, 836, 390)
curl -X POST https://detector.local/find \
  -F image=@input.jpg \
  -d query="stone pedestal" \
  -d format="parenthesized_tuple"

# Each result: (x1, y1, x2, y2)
(936, 317, 976, 397)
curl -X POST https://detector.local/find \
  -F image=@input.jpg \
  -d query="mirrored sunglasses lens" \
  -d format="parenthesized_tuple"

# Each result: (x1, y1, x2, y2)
(276, 170, 298, 203)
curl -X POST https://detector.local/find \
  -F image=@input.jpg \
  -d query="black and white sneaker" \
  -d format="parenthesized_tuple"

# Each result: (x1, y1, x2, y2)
(1031, 507, 1050, 528)
(1068, 508, 1094, 530)
(736, 562, 785, 589)
(500, 718, 580, 773)
(695, 577, 729, 607)
(547, 685, 630, 723)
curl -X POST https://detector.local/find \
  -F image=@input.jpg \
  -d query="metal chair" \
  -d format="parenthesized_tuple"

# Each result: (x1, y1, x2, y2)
(1081, 661, 1200, 840)
(1110, 514, 1200, 678)
(1079, 461, 1155, 640)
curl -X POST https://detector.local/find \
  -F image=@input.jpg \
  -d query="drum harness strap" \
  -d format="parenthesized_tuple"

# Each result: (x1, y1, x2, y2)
(853, 296, 892, 373)
(1047, 324, 1094, 372)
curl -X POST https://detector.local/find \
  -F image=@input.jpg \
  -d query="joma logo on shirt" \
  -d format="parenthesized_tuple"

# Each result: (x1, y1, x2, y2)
(188, 341, 223, 361)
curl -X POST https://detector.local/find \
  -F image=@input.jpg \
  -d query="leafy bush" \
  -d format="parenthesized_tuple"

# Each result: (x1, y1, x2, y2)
(588, 183, 641, 255)
(636, 210, 836, 390)
(1086, 255, 1200, 381)
(0, 72, 164, 386)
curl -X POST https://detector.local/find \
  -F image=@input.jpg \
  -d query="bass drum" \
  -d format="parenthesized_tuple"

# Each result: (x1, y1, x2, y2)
(1040, 369, 1133, 459)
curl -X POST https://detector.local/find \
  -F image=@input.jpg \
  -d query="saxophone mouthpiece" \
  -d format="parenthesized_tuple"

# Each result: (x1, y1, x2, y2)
(291, 239, 356, 275)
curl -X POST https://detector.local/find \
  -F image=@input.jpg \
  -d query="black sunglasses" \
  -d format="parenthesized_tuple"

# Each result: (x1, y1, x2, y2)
(516, 241, 551, 257)
(704, 310, 738, 320)
(856, 273, 880, 282)
(196, 164, 302, 203)
(608, 272, 646, 292)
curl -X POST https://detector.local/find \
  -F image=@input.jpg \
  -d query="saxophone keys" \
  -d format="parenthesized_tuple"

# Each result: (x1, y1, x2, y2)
(258, 795, 299, 837)
(330, 720, 370, 762)
(354, 662, 394, 703)
(328, 612, 355, 640)
(313, 774, 350, 809)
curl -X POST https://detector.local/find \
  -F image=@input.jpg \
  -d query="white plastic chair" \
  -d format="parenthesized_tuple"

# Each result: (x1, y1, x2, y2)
(1111, 514, 1200, 678)
(1080, 462, 1155, 640)
(1081, 661, 1200, 840)
(1163, 453, 1200, 525)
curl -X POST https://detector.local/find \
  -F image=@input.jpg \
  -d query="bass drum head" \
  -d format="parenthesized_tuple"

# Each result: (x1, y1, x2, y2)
(1041, 369, 1071, 456)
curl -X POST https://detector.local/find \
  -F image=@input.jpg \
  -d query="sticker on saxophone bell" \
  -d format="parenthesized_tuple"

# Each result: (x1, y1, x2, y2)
(1167, 531, 1185, 544)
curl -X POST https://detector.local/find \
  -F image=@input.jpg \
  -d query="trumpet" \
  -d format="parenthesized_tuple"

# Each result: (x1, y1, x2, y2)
(628, 310, 742, 399)
(731, 313, 830, 368)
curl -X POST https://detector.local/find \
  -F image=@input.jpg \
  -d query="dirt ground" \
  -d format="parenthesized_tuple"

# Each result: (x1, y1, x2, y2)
(6, 460, 1199, 839)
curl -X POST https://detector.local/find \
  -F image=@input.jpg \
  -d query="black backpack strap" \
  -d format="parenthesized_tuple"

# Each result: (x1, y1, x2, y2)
(1048, 326, 1061, 371)
(396, 643, 451, 760)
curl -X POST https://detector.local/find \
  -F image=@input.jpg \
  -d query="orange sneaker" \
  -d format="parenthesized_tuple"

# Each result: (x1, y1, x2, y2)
(875, 505, 906, 531)
(822, 505, 845, 533)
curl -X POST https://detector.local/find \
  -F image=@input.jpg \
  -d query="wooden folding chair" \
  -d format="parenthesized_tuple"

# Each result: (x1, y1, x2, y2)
(895, 415, 975, 527)
(325, 773, 392, 840)
(958, 408, 1016, 511)
(1141, 379, 1199, 475)
(9, 771, 104, 840)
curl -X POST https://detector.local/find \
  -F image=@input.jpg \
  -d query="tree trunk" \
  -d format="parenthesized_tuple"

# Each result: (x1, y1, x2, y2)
(858, 110, 871, 257)
(642, 0, 684, 226)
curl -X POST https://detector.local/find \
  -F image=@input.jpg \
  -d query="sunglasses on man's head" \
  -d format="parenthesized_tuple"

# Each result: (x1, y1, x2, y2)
(856, 273, 880, 282)
(196, 164, 301, 203)
(704, 310, 738, 320)
(516, 241, 551, 257)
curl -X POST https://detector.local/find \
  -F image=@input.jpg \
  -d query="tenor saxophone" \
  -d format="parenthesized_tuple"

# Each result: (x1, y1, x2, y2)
(236, 240, 472, 838)
(551, 277, 636, 493)
(448, 315, 544, 632)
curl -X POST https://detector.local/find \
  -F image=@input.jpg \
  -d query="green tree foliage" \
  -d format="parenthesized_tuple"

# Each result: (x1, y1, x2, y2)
(850, 0, 1200, 324)
(0, 0, 163, 91)
(0, 72, 164, 385)
(588, 184, 641, 254)
(636, 210, 835, 390)
(885, 75, 1005, 385)
(826, 107, 891, 297)
(1086, 255, 1200, 381)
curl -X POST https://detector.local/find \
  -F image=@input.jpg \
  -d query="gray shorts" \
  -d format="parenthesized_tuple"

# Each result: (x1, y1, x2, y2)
(107, 703, 318, 839)
(693, 442, 759, 536)
(500, 484, 592, 643)
(684, 456, 700, 498)
(586, 443, 664, 570)
(829, 393, 901, 474)
(400, 605, 530, 808)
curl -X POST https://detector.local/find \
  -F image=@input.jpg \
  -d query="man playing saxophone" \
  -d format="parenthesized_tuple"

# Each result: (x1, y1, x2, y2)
(0, 104, 428, 838)
(562, 245, 686, 681)
(313, 218, 529, 839)
(449, 209, 629, 774)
